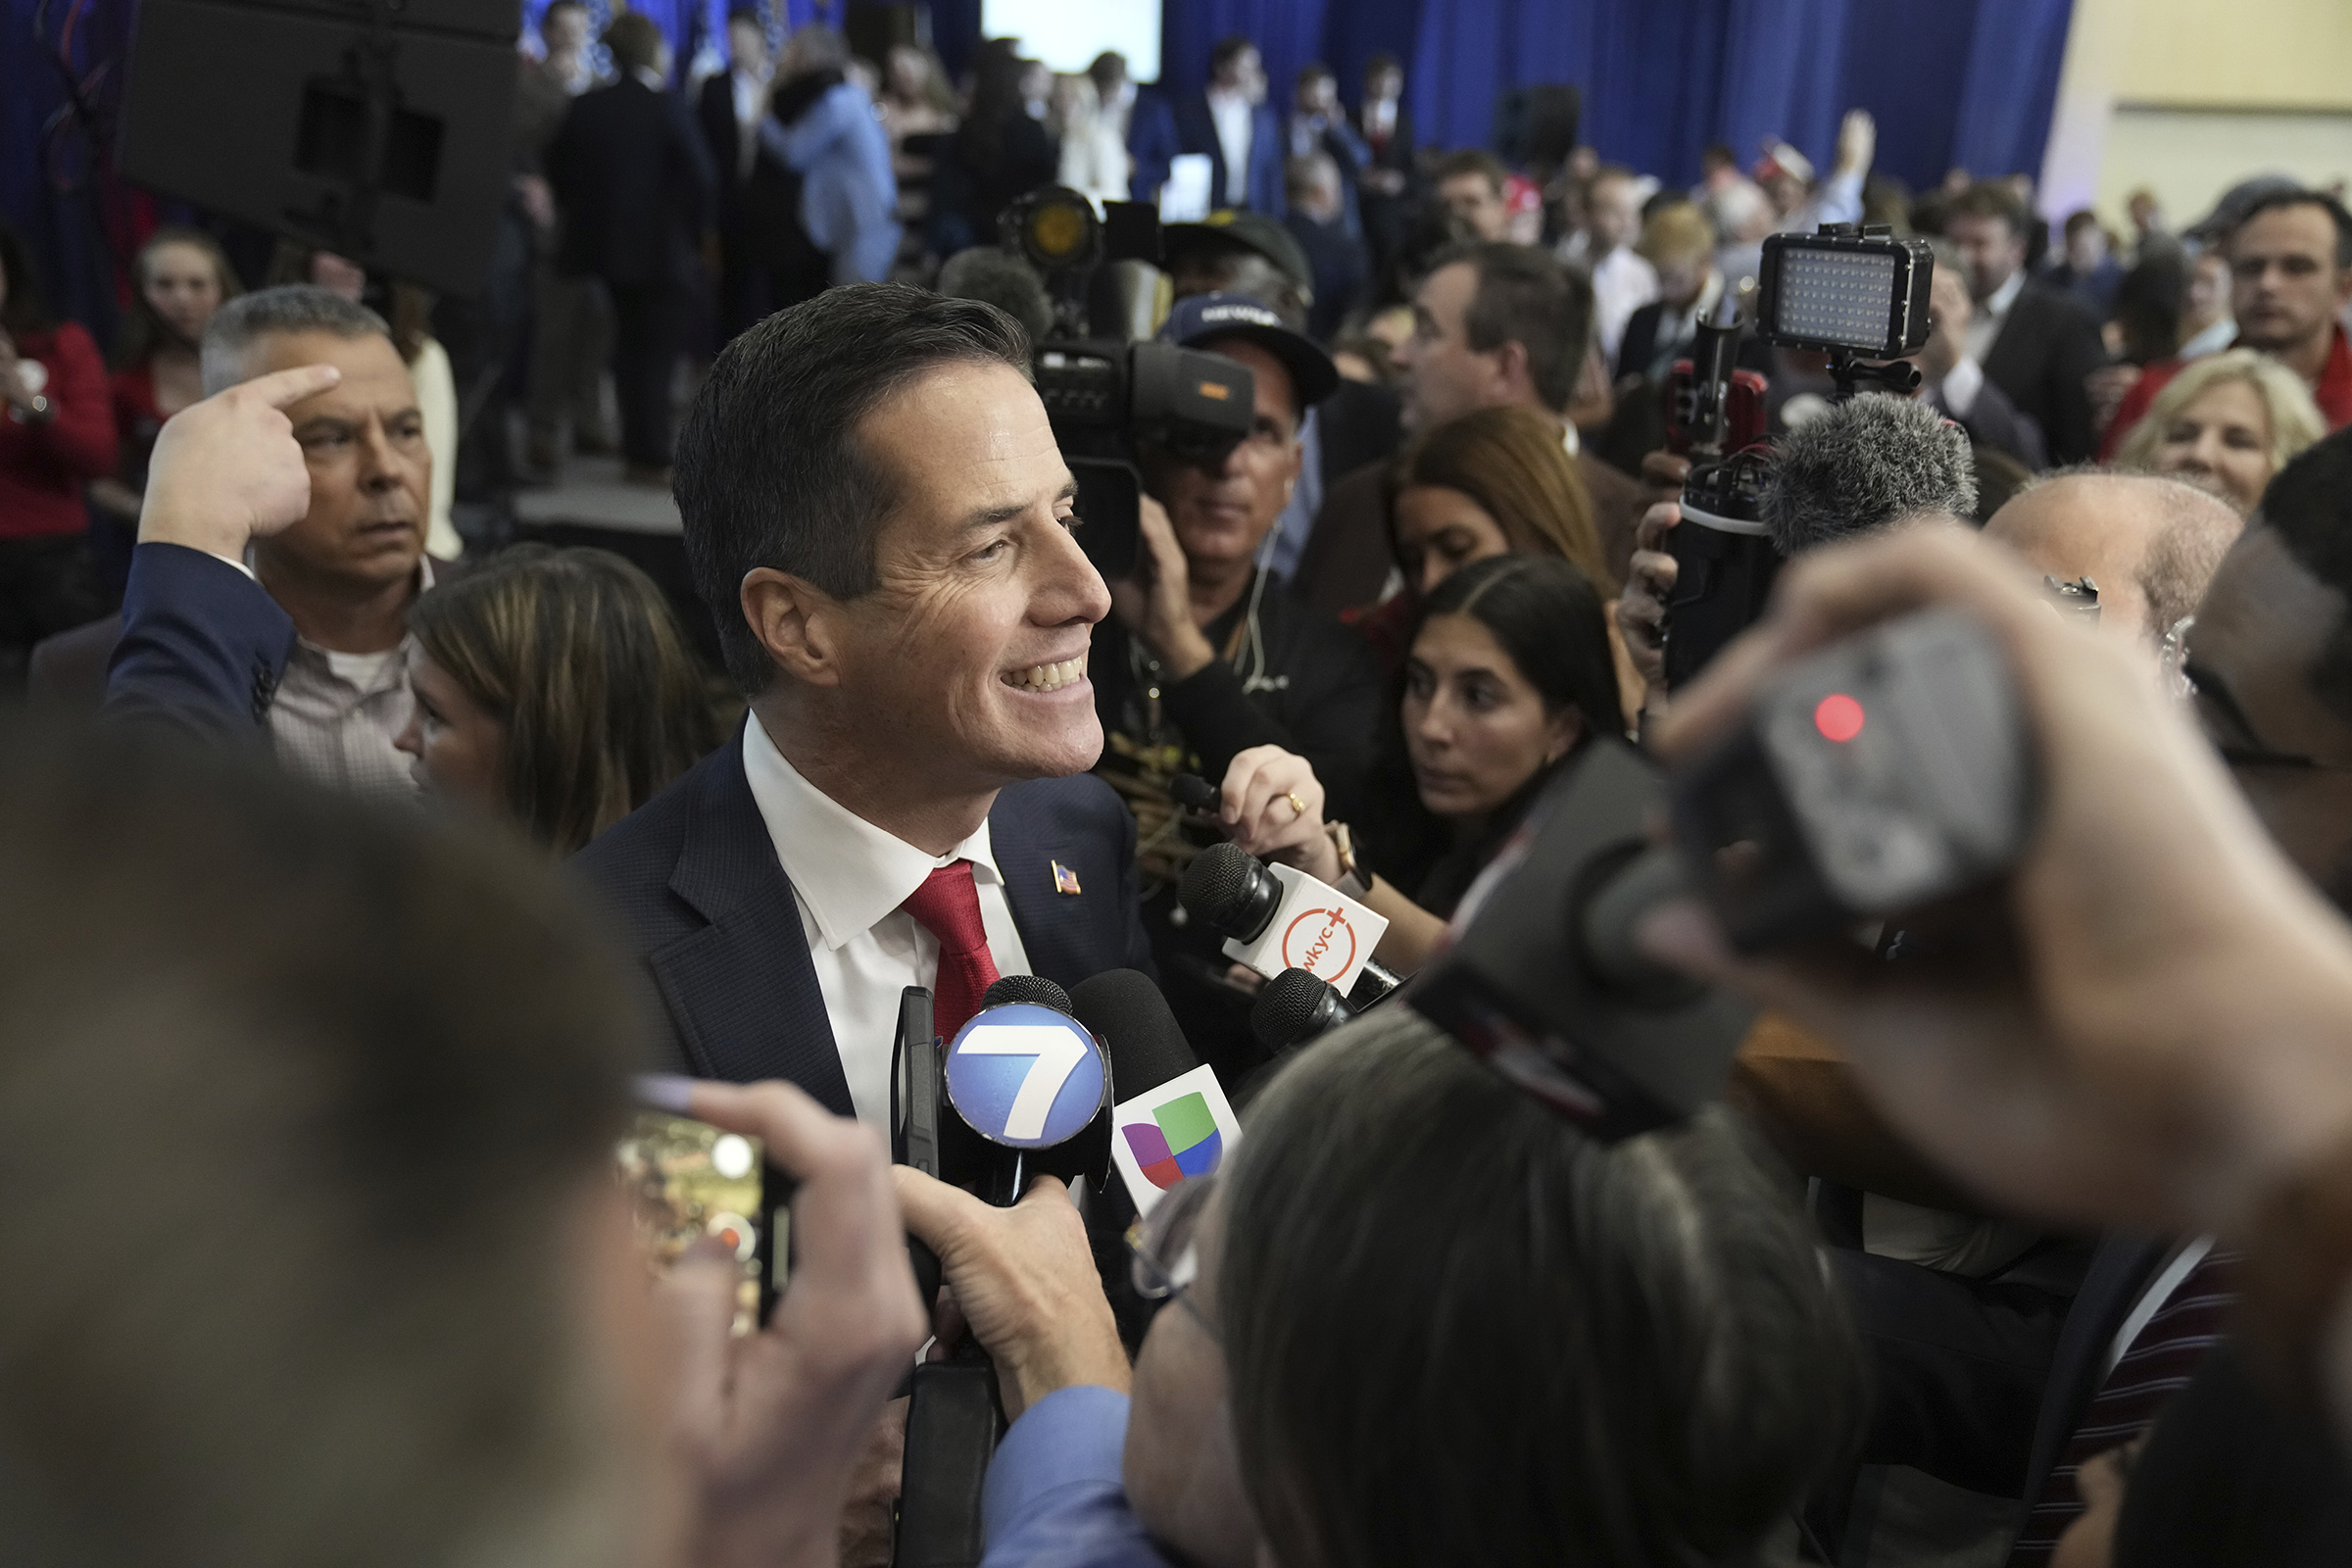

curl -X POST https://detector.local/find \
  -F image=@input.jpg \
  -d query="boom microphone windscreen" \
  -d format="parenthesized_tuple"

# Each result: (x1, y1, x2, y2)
(1760, 393, 1976, 555)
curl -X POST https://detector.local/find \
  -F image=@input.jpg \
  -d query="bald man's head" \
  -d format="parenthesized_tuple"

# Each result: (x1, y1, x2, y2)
(1984, 471, 2244, 647)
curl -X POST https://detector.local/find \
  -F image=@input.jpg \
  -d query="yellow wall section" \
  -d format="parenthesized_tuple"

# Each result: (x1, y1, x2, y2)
(2113, 0, 2352, 110)
(2041, 0, 2351, 229)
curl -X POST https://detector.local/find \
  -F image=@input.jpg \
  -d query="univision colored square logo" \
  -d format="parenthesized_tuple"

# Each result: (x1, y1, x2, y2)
(1120, 1092, 1223, 1190)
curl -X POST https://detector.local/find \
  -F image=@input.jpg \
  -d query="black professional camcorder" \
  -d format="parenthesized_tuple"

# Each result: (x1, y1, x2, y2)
(1662, 224, 1936, 687)
(1000, 188, 1255, 580)
(1409, 606, 2032, 1139)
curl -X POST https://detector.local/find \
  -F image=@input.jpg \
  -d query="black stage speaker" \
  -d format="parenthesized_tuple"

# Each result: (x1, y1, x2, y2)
(118, 0, 521, 297)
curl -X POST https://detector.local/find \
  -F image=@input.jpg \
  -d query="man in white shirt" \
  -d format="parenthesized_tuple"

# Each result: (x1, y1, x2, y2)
(575, 284, 1153, 1121)
(30, 285, 447, 795)
(1559, 164, 1658, 367)
(1173, 36, 1282, 216)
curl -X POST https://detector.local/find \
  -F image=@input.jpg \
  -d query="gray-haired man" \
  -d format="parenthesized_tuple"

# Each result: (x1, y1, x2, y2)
(31, 284, 444, 794)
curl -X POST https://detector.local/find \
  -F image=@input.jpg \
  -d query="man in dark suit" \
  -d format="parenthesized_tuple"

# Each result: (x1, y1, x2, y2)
(1167, 36, 1285, 217)
(1945, 180, 2107, 466)
(1297, 241, 1648, 614)
(695, 8, 810, 342)
(1353, 53, 1414, 290)
(546, 13, 717, 482)
(573, 285, 1153, 1122)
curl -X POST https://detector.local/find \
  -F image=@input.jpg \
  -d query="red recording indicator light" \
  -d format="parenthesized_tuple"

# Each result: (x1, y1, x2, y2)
(1814, 693, 1866, 744)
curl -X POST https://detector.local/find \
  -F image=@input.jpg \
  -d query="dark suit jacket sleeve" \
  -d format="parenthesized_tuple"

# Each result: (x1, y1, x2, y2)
(103, 542, 294, 742)
(1157, 613, 1385, 822)
(671, 91, 720, 230)
(1111, 784, 1155, 977)
(698, 76, 739, 199)
(1956, 376, 2047, 471)
(2042, 296, 2106, 466)
(1128, 93, 1178, 202)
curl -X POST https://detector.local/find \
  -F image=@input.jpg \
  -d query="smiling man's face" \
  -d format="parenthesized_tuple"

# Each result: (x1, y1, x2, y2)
(818, 362, 1112, 793)
(248, 328, 429, 591)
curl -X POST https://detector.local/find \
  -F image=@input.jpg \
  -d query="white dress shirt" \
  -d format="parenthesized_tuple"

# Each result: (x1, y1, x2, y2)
(1965, 269, 2026, 368)
(731, 66, 771, 179)
(1589, 244, 1660, 366)
(1206, 87, 1252, 207)
(740, 714, 1033, 1126)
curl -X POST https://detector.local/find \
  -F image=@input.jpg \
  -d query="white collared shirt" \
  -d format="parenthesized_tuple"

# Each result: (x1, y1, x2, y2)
(1966, 269, 2026, 368)
(739, 713, 1033, 1125)
(1206, 87, 1252, 206)
(1590, 244, 1660, 365)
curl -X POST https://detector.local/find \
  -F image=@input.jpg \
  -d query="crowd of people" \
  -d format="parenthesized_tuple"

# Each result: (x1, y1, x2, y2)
(5, 10, 2352, 1568)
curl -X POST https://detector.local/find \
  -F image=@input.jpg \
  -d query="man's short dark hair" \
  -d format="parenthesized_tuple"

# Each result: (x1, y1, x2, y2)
(676, 283, 1033, 694)
(1946, 180, 2029, 238)
(726, 5, 761, 26)
(0, 720, 637, 1566)
(2063, 209, 2101, 241)
(1209, 34, 1256, 74)
(1296, 61, 1334, 88)
(1430, 241, 1593, 415)
(543, 0, 586, 19)
(1432, 149, 1508, 196)
(1365, 51, 1400, 78)
(2254, 428, 2352, 722)
(603, 11, 663, 74)
(1222, 1008, 1861, 1568)
(2232, 188, 2352, 270)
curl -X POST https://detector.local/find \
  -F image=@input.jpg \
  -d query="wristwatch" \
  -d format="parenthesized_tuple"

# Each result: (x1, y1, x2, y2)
(1325, 821, 1371, 901)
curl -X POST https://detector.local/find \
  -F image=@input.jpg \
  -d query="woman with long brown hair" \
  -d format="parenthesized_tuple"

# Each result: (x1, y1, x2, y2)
(1357, 403, 1641, 724)
(395, 546, 719, 856)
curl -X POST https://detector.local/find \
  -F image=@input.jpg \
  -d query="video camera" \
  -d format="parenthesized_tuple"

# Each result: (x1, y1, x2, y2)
(1661, 224, 1936, 688)
(1410, 605, 2032, 1138)
(1000, 188, 1256, 580)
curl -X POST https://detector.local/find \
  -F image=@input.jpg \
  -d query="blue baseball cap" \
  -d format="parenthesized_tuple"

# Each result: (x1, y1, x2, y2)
(1159, 291, 1340, 413)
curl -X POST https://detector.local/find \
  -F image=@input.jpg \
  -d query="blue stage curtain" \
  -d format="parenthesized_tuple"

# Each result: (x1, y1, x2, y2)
(1399, 0, 2075, 193)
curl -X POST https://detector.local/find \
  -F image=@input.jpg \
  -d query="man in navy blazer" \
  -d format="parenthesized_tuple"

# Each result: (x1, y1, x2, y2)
(1138, 36, 1285, 218)
(572, 284, 1154, 1122)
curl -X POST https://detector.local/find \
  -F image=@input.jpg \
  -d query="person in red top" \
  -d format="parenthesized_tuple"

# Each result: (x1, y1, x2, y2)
(0, 221, 116, 686)
(89, 227, 241, 596)
(2101, 189, 2352, 460)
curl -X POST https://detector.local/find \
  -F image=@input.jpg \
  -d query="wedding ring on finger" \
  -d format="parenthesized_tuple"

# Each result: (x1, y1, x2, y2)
(1286, 791, 1306, 817)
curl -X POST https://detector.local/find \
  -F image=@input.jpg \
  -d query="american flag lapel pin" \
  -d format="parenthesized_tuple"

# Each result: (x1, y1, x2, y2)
(1052, 860, 1083, 896)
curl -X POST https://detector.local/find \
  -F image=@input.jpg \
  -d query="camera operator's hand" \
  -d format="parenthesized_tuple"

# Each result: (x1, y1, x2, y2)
(1107, 495, 1217, 681)
(891, 1168, 1130, 1423)
(1640, 525, 2352, 1243)
(1639, 448, 1690, 511)
(1219, 745, 1341, 883)
(661, 1080, 927, 1568)
(139, 364, 340, 561)
(1617, 498, 1680, 704)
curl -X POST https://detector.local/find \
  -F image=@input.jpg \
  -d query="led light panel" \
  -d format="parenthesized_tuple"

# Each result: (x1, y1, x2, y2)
(1772, 248, 1899, 350)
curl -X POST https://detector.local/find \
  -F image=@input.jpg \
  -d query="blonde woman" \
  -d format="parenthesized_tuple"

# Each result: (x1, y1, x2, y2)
(2113, 347, 2326, 514)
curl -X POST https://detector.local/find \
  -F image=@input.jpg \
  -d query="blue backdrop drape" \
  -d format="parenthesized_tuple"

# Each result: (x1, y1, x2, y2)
(3, 0, 2073, 345)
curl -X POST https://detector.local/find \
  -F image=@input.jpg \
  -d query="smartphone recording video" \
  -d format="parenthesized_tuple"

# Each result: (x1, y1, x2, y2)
(615, 1108, 791, 1335)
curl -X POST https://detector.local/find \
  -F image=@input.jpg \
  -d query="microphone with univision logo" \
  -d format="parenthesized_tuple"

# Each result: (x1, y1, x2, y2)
(1180, 841, 1397, 1001)
(1070, 969, 1245, 1219)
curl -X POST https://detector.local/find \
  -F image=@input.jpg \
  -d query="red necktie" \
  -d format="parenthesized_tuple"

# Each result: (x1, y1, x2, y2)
(2007, 1247, 2238, 1565)
(900, 859, 1002, 1043)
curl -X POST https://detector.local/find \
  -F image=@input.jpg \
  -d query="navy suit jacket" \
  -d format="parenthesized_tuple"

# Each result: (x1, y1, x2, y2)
(1163, 91, 1285, 216)
(570, 726, 1157, 1114)
(101, 543, 294, 741)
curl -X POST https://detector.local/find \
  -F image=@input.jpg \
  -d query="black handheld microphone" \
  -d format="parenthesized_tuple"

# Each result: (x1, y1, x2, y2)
(1250, 966, 1356, 1054)
(1071, 968, 1200, 1099)
(1169, 772, 1220, 813)
(1179, 842, 1400, 1000)
(983, 973, 1074, 1013)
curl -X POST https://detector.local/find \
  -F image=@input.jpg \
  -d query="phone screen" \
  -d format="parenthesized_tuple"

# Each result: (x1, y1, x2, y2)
(615, 1109, 789, 1335)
